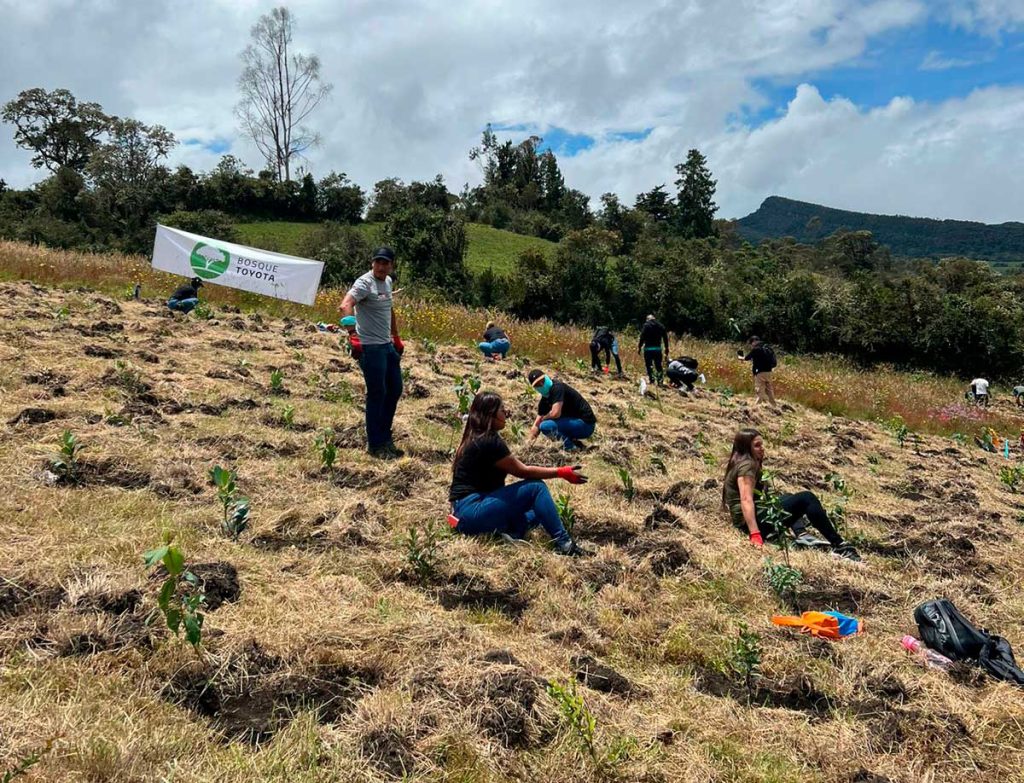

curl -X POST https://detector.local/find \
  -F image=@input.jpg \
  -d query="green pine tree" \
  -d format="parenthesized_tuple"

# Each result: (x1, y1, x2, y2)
(674, 148, 718, 239)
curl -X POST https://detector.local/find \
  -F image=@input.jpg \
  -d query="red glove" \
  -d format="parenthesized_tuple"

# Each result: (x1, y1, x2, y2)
(348, 333, 363, 360)
(749, 531, 763, 548)
(557, 466, 587, 484)
(392, 335, 405, 355)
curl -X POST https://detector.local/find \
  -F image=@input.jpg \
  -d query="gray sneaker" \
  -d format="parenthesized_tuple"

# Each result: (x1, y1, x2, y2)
(831, 544, 863, 562)
(499, 533, 531, 547)
(793, 532, 830, 548)
(553, 538, 591, 557)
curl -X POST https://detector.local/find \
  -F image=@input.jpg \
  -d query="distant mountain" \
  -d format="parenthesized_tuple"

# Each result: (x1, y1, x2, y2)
(735, 196, 1024, 264)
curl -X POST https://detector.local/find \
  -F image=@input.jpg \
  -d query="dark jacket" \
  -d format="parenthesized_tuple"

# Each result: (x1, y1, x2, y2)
(638, 319, 669, 352)
(170, 284, 199, 301)
(743, 344, 774, 375)
(591, 327, 615, 350)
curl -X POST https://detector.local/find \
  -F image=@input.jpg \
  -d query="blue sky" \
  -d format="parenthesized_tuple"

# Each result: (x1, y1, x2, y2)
(2, 1, 1024, 222)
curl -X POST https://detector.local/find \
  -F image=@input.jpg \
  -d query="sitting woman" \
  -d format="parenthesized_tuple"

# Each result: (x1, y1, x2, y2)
(478, 321, 511, 360)
(722, 428, 861, 561)
(450, 391, 587, 556)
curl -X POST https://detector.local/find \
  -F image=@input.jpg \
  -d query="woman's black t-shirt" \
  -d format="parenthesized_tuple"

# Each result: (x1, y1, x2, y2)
(483, 326, 508, 342)
(449, 433, 512, 503)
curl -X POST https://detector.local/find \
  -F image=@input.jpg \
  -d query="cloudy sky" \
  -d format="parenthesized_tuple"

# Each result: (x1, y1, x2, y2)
(1, 0, 1023, 222)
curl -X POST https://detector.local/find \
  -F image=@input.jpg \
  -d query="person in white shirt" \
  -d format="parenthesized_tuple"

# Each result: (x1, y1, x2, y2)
(970, 377, 990, 408)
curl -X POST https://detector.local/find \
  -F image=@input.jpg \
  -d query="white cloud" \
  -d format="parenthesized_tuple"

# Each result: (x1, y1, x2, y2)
(0, 0, 1020, 226)
(936, 0, 1024, 34)
(919, 50, 987, 70)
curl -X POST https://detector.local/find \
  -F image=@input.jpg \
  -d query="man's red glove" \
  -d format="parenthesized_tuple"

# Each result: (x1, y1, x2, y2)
(557, 466, 587, 484)
(348, 333, 363, 360)
(392, 335, 405, 355)
(749, 531, 764, 548)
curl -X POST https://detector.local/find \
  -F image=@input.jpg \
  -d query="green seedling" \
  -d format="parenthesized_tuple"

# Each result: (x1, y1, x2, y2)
(192, 301, 213, 320)
(453, 375, 482, 415)
(1, 738, 55, 783)
(420, 338, 438, 357)
(405, 522, 440, 582)
(143, 534, 205, 649)
(48, 429, 84, 482)
(547, 679, 597, 761)
(280, 404, 295, 429)
(112, 359, 147, 397)
(951, 432, 967, 446)
(999, 465, 1024, 493)
(508, 421, 525, 443)
(615, 408, 627, 427)
(555, 492, 577, 536)
(315, 428, 338, 471)
(269, 368, 284, 392)
(617, 467, 636, 501)
(627, 403, 646, 420)
(763, 558, 802, 604)
(575, 357, 588, 372)
(729, 622, 763, 701)
(209, 465, 249, 540)
(401, 366, 412, 386)
(649, 456, 668, 475)
(53, 305, 70, 321)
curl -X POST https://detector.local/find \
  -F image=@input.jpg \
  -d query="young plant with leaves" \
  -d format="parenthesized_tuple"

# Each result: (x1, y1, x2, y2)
(269, 368, 285, 393)
(405, 522, 440, 582)
(547, 678, 597, 761)
(729, 622, 763, 701)
(209, 465, 249, 540)
(315, 428, 338, 471)
(143, 534, 205, 649)
(555, 492, 577, 536)
(763, 558, 802, 605)
(47, 429, 84, 482)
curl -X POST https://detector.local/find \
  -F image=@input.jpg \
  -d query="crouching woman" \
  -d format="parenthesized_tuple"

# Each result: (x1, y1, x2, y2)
(449, 391, 588, 556)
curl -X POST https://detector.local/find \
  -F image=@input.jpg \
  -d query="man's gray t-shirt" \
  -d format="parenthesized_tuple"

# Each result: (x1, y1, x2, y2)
(347, 271, 393, 345)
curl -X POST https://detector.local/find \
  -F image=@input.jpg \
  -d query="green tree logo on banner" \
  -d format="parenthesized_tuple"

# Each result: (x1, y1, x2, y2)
(190, 242, 231, 280)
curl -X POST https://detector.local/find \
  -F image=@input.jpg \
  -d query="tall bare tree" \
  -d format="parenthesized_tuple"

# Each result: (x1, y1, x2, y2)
(235, 7, 332, 182)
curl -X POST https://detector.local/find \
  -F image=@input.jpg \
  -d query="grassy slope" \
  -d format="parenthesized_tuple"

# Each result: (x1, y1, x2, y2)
(1, 278, 1024, 781)
(234, 221, 556, 276)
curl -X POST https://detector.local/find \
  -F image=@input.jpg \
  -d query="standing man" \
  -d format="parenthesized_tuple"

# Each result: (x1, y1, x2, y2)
(638, 314, 670, 385)
(738, 336, 778, 407)
(339, 247, 405, 460)
(526, 369, 597, 451)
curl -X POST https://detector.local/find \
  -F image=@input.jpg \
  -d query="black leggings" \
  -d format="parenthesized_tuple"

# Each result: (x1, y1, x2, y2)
(667, 368, 697, 391)
(590, 341, 622, 373)
(756, 490, 843, 547)
(643, 349, 664, 382)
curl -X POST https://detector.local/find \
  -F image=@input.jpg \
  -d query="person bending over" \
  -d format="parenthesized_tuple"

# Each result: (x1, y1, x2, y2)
(667, 356, 700, 392)
(590, 326, 623, 375)
(478, 321, 510, 360)
(449, 391, 587, 556)
(526, 369, 597, 451)
(167, 277, 203, 314)
(722, 428, 861, 561)
(971, 377, 990, 408)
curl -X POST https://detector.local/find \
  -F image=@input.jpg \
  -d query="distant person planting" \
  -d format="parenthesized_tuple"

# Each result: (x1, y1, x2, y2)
(167, 277, 203, 314)
(722, 428, 861, 561)
(739, 336, 778, 407)
(526, 369, 597, 451)
(589, 326, 622, 375)
(339, 246, 405, 460)
(478, 321, 510, 361)
(667, 355, 701, 392)
(449, 391, 588, 556)
(638, 314, 670, 385)
(970, 377, 990, 408)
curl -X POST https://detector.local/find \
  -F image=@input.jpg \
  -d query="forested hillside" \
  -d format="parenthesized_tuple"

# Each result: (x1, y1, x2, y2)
(736, 196, 1024, 265)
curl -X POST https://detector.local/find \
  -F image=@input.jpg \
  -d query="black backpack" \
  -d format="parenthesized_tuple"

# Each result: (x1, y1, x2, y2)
(677, 356, 699, 370)
(763, 345, 778, 370)
(914, 598, 1024, 685)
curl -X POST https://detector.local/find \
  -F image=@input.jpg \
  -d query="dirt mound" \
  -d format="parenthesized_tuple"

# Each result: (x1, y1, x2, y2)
(435, 572, 529, 619)
(571, 654, 637, 696)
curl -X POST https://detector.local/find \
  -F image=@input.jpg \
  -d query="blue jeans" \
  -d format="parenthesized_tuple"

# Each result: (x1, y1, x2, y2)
(358, 343, 403, 449)
(478, 338, 510, 357)
(539, 418, 595, 449)
(167, 297, 198, 313)
(453, 480, 569, 543)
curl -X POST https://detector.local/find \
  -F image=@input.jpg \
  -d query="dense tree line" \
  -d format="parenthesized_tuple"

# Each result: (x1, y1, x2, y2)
(0, 89, 364, 253)
(738, 195, 1024, 264)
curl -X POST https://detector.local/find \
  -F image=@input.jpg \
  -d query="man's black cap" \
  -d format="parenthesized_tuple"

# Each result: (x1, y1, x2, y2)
(527, 369, 546, 385)
(371, 246, 395, 263)
(191, 277, 203, 288)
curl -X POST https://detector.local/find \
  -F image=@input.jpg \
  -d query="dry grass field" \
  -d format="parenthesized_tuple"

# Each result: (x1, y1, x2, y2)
(2, 252, 1024, 781)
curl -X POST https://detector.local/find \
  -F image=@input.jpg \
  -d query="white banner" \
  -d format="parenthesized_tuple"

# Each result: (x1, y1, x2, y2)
(151, 224, 325, 306)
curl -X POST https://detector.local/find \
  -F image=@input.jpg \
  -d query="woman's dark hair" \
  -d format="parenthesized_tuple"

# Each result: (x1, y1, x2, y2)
(453, 391, 504, 467)
(721, 428, 763, 508)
